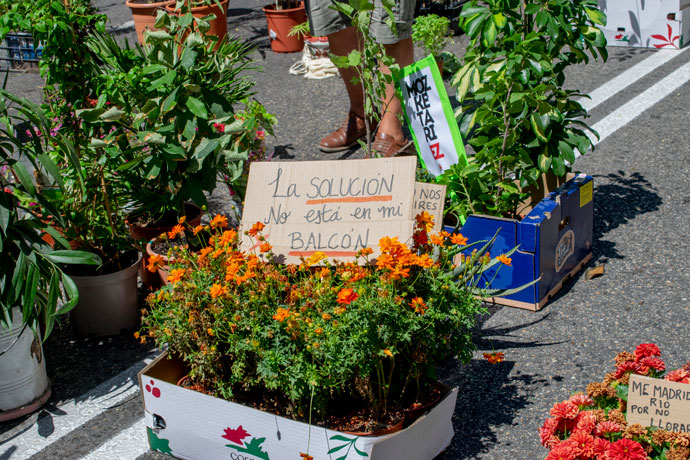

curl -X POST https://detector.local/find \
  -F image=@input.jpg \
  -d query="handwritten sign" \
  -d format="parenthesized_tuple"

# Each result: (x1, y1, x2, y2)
(413, 182, 446, 233)
(627, 374, 690, 433)
(240, 157, 417, 263)
(395, 54, 467, 177)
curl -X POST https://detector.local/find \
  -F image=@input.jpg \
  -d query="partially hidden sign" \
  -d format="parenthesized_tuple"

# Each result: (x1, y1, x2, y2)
(413, 182, 445, 233)
(395, 54, 467, 177)
(240, 157, 417, 264)
(627, 374, 690, 433)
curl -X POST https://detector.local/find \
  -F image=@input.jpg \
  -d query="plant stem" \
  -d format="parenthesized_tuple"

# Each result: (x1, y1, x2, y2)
(495, 83, 512, 210)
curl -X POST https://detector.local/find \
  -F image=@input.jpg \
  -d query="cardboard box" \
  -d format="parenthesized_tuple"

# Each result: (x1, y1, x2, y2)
(599, 0, 690, 48)
(139, 352, 458, 460)
(446, 174, 593, 311)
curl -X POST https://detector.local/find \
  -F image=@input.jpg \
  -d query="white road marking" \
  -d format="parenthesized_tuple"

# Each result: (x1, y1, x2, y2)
(78, 418, 149, 460)
(582, 47, 688, 112)
(0, 356, 154, 459)
(589, 58, 690, 147)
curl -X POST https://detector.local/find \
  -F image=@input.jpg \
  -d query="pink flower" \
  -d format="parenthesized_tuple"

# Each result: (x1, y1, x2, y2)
(595, 420, 622, 436)
(665, 368, 690, 384)
(574, 412, 597, 435)
(540, 418, 559, 447)
(568, 393, 594, 408)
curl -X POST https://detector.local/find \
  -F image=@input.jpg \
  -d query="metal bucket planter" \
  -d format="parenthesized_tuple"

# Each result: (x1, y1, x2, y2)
(70, 252, 142, 337)
(0, 308, 51, 422)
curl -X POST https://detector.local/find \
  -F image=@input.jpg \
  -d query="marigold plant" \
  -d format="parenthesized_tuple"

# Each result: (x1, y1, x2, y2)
(141, 214, 519, 427)
(540, 344, 690, 460)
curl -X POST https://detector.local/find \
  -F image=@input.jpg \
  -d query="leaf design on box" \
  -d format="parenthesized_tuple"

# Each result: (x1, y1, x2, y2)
(652, 23, 679, 49)
(328, 434, 368, 460)
(147, 427, 173, 454)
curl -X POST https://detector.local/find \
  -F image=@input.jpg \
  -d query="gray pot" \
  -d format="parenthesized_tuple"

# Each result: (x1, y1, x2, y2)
(0, 307, 50, 421)
(70, 253, 142, 337)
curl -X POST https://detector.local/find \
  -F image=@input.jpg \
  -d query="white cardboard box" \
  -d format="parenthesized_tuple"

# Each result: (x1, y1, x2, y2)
(139, 352, 458, 460)
(598, 0, 690, 48)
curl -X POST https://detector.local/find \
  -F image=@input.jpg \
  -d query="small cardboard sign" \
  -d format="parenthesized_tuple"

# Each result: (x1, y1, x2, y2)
(413, 182, 446, 233)
(395, 54, 467, 177)
(627, 374, 690, 433)
(240, 157, 417, 263)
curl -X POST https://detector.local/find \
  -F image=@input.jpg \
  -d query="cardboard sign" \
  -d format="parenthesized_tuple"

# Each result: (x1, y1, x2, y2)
(395, 54, 467, 177)
(413, 182, 446, 233)
(627, 374, 690, 432)
(240, 157, 417, 263)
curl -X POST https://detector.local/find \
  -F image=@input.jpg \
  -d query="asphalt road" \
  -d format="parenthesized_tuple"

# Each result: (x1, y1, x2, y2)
(0, 0, 689, 459)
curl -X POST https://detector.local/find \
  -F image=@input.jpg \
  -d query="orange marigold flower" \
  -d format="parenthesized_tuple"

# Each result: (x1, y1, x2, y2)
(133, 332, 140, 339)
(429, 233, 445, 245)
(484, 352, 505, 364)
(383, 348, 393, 358)
(415, 211, 434, 232)
(414, 254, 434, 268)
(357, 247, 374, 257)
(219, 229, 237, 247)
(390, 266, 410, 280)
(259, 242, 272, 253)
(207, 328, 214, 336)
(409, 297, 428, 315)
(336, 288, 359, 305)
(167, 224, 184, 240)
(210, 283, 229, 299)
(497, 254, 512, 266)
(146, 253, 164, 272)
(299, 453, 313, 460)
(273, 307, 290, 322)
(248, 221, 265, 237)
(193, 224, 204, 236)
(314, 327, 323, 335)
(167, 268, 185, 284)
(198, 247, 213, 259)
(322, 312, 332, 321)
(318, 267, 330, 278)
(178, 216, 186, 224)
(210, 214, 228, 229)
(450, 233, 468, 246)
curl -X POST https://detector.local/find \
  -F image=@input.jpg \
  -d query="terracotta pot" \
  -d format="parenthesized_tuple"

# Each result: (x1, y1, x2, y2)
(146, 238, 172, 285)
(70, 252, 143, 337)
(126, 203, 202, 289)
(166, 0, 229, 41)
(262, 2, 307, 53)
(126, 0, 175, 45)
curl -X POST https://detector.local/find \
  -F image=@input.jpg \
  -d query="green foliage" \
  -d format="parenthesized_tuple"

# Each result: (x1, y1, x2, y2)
(81, 11, 270, 221)
(329, 0, 399, 155)
(141, 218, 521, 423)
(0, 92, 101, 338)
(442, 0, 607, 219)
(411, 14, 452, 58)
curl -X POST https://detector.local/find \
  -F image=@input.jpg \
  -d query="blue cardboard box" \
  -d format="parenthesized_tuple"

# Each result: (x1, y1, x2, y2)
(447, 173, 593, 311)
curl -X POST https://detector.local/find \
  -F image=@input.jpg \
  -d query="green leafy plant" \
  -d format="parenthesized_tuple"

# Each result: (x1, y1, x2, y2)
(0, 92, 101, 338)
(288, 20, 310, 39)
(329, 0, 399, 156)
(441, 0, 607, 219)
(80, 11, 269, 224)
(140, 212, 525, 428)
(411, 14, 452, 58)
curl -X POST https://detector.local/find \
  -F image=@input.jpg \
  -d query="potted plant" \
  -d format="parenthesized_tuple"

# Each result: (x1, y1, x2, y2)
(539, 343, 690, 460)
(136, 214, 526, 457)
(0, 92, 101, 419)
(165, 0, 230, 41)
(82, 16, 269, 282)
(424, 0, 608, 309)
(126, 0, 175, 45)
(411, 14, 453, 74)
(262, 0, 307, 53)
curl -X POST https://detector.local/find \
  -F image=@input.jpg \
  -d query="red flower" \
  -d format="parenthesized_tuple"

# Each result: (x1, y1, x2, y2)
(569, 430, 595, 458)
(593, 437, 611, 456)
(639, 356, 665, 372)
(574, 412, 597, 435)
(665, 368, 690, 384)
(568, 393, 593, 408)
(222, 425, 249, 445)
(336, 288, 358, 305)
(607, 438, 646, 460)
(483, 352, 504, 364)
(595, 420, 622, 436)
(614, 361, 643, 380)
(634, 343, 661, 361)
(213, 123, 226, 133)
(539, 418, 559, 447)
(545, 442, 577, 460)
(550, 401, 579, 420)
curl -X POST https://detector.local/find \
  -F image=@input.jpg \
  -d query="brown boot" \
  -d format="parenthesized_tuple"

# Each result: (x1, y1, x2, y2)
(370, 132, 413, 158)
(319, 112, 368, 153)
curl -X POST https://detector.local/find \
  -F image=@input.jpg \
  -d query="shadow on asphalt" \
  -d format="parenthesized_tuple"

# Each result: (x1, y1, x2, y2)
(591, 170, 662, 263)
